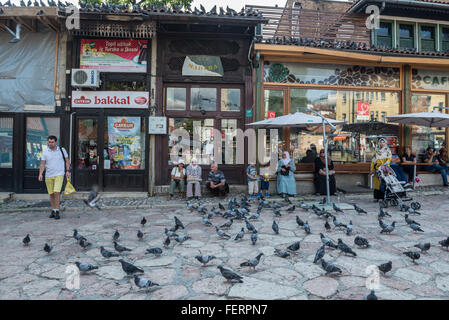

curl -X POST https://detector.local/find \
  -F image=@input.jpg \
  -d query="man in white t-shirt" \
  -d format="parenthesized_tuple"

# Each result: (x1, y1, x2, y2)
(38, 135, 71, 220)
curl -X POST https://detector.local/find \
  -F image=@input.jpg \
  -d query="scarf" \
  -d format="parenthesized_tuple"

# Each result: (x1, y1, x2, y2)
(190, 158, 198, 169)
(281, 151, 291, 166)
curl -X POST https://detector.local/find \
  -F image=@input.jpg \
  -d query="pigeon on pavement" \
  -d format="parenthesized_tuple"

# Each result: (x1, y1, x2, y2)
(23, 234, 30, 246)
(202, 216, 212, 227)
(114, 241, 132, 253)
(79, 238, 91, 249)
(346, 220, 353, 236)
(321, 259, 342, 275)
(325, 220, 331, 231)
(195, 255, 216, 266)
(141, 217, 147, 227)
(134, 275, 159, 290)
(333, 203, 343, 213)
(251, 230, 258, 245)
(407, 207, 421, 215)
(304, 221, 311, 234)
(137, 230, 144, 240)
(217, 266, 243, 283)
(100, 246, 119, 258)
(163, 237, 170, 248)
(240, 253, 264, 271)
(365, 290, 378, 300)
(287, 241, 301, 253)
(165, 227, 178, 238)
(378, 208, 391, 219)
(409, 223, 424, 232)
(337, 239, 357, 256)
(353, 204, 367, 214)
(379, 220, 396, 234)
(272, 220, 279, 234)
(145, 248, 163, 256)
(354, 235, 370, 248)
(286, 205, 295, 212)
(378, 261, 392, 275)
(313, 245, 325, 263)
(274, 248, 291, 258)
(296, 215, 304, 227)
(174, 235, 191, 244)
(403, 251, 420, 263)
(73, 229, 83, 241)
(44, 243, 53, 254)
(414, 242, 431, 253)
(75, 261, 98, 272)
(234, 228, 245, 241)
(112, 230, 120, 241)
(320, 233, 338, 249)
(174, 216, 185, 229)
(438, 237, 449, 250)
(220, 219, 234, 229)
(215, 226, 231, 239)
(404, 214, 420, 226)
(119, 259, 144, 275)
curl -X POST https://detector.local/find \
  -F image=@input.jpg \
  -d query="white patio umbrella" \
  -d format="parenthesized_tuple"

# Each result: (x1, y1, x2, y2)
(386, 110, 449, 127)
(247, 108, 344, 205)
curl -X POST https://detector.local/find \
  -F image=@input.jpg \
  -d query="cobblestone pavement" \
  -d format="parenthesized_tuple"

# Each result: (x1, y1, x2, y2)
(1, 189, 449, 300)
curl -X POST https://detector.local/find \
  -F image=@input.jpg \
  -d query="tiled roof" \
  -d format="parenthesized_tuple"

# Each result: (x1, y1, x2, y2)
(256, 36, 449, 58)
(348, 0, 449, 12)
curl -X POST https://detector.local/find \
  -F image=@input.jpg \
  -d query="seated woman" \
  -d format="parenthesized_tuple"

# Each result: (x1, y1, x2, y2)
(370, 138, 391, 201)
(206, 162, 229, 196)
(314, 149, 336, 196)
(401, 146, 416, 183)
(276, 151, 296, 197)
(186, 158, 202, 200)
(168, 160, 185, 200)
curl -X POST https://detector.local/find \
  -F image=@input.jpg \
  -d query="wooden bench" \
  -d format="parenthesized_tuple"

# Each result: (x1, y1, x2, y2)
(294, 162, 371, 174)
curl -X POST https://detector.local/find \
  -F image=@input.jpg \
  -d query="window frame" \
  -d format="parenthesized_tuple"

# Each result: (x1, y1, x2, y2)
(397, 22, 416, 50)
(440, 25, 449, 52)
(375, 20, 393, 48)
(419, 23, 437, 52)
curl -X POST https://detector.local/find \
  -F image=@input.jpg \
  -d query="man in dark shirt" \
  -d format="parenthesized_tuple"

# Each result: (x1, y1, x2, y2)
(424, 147, 449, 186)
(206, 163, 229, 196)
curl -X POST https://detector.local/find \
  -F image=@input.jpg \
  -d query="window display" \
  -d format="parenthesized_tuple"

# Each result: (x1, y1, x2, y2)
(0, 117, 13, 168)
(77, 119, 98, 170)
(26, 117, 60, 169)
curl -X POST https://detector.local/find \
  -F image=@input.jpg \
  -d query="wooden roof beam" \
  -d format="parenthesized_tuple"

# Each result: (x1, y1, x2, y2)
(11, 17, 35, 32)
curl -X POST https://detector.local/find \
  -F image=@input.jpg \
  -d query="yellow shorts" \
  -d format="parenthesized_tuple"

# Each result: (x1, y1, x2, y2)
(45, 175, 64, 194)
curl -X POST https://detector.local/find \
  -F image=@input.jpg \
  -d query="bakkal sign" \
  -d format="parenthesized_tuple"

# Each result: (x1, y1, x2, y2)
(72, 91, 149, 109)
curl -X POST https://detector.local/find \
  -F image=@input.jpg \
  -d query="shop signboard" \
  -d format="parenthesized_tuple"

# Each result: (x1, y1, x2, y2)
(182, 56, 224, 77)
(148, 117, 167, 134)
(268, 111, 276, 119)
(412, 69, 449, 90)
(356, 101, 370, 120)
(72, 91, 149, 109)
(80, 39, 147, 72)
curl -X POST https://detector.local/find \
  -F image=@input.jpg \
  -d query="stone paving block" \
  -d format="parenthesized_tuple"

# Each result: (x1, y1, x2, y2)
(436, 275, 449, 292)
(192, 275, 231, 296)
(228, 276, 300, 300)
(394, 268, 432, 285)
(150, 285, 188, 300)
(303, 276, 339, 298)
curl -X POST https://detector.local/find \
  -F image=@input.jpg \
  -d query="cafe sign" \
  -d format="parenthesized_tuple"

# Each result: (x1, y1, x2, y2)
(72, 91, 149, 109)
(182, 56, 224, 77)
(412, 69, 449, 90)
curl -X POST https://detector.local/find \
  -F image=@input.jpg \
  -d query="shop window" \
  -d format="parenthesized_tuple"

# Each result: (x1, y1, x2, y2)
(26, 117, 60, 169)
(221, 119, 238, 164)
(441, 26, 449, 52)
(168, 118, 215, 165)
(399, 23, 415, 49)
(411, 94, 446, 157)
(420, 25, 436, 52)
(381, 92, 386, 101)
(221, 89, 241, 112)
(166, 87, 187, 111)
(191, 87, 217, 111)
(0, 117, 13, 168)
(104, 116, 145, 170)
(77, 119, 98, 170)
(264, 90, 284, 119)
(376, 21, 393, 48)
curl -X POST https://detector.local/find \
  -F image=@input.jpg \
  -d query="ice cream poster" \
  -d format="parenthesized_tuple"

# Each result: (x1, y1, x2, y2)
(80, 39, 148, 72)
(107, 117, 142, 169)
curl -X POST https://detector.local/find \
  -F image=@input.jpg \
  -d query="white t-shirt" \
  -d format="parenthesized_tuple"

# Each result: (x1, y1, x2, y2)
(171, 167, 186, 178)
(41, 146, 68, 178)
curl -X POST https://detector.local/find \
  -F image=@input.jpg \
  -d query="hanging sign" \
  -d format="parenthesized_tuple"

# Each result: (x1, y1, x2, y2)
(72, 91, 149, 109)
(182, 56, 224, 77)
(356, 102, 370, 120)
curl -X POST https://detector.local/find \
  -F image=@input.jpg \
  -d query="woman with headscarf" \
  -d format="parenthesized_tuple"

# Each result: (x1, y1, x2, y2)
(168, 159, 186, 200)
(186, 158, 202, 200)
(314, 149, 337, 196)
(277, 151, 296, 197)
(370, 138, 392, 201)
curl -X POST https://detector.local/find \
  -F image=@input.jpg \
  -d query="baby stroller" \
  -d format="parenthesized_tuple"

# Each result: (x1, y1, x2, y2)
(376, 164, 420, 209)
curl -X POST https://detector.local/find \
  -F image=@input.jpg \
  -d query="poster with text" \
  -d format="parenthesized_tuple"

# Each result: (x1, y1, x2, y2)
(107, 117, 142, 169)
(80, 39, 147, 72)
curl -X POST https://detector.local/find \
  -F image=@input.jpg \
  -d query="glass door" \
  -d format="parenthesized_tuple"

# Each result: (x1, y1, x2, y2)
(74, 117, 100, 190)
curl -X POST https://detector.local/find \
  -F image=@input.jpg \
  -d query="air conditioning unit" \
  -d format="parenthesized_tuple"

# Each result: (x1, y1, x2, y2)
(71, 69, 100, 88)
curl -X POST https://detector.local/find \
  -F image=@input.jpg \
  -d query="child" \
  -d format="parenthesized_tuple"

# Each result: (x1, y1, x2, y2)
(246, 161, 259, 198)
(259, 162, 271, 197)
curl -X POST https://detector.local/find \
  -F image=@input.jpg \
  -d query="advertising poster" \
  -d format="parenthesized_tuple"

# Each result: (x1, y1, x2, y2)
(107, 117, 142, 169)
(357, 102, 370, 120)
(80, 39, 147, 72)
(182, 56, 224, 77)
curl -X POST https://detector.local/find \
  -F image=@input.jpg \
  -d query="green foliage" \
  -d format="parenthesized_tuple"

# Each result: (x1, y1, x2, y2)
(79, 0, 193, 7)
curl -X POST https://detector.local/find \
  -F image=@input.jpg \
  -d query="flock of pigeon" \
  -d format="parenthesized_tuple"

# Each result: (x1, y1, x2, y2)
(21, 192, 449, 299)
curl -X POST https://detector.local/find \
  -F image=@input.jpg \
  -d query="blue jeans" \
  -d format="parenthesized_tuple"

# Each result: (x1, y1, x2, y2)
(425, 164, 449, 185)
(390, 163, 408, 183)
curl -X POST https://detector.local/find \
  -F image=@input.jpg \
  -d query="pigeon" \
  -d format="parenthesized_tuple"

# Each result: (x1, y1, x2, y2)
(346, 220, 353, 236)
(354, 235, 370, 248)
(163, 237, 170, 248)
(272, 220, 279, 234)
(44, 243, 53, 254)
(202, 216, 212, 227)
(134, 275, 159, 289)
(250, 230, 258, 245)
(274, 248, 290, 258)
(119, 259, 144, 275)
(112, 230, 120, 241)
(353, 204, 367, 214)
(337, 239, 357, 256)
(219, 203, 225, 210)
(404, 214, 420, 226)
(304, 221, 311, 234)
(287, 241, 301, 253)
(114, 241, 132, 253)
(79, 238, 91, 249)
(248, 211, 260, 220)
(407, 207, 421, 215)
(409, 223, 424, 232)
(273, 208, 282, 217)
(145, 248, 163, 256)
(365, 290, 378, 300)
(174, 216, 185, 229)
(73, 229, 83, 241)
(286, 205, 295, 212)
(174, 235, 191, 244)
(23, 234, 30, 246)
(439, 237, 449, 250)
(100, 246, 119, 258)
(299, 201, 309, 211)
(378, 208, 391, 219)
(234, 228, 245, 241)
(217, 266, 243, 283)
(320, 233, 338, 249)
(240, 253, 264, 270)
(3, 23, 21, 43)
(379, 220, 396, 234)
(403, 251, 420, 263)
(378, 261, 392, 275)
(164, 228, 178, 238)
(83, 185, 101, 210)
(414, 242, 430, 253)
(220, 219, 234, 229)
(141, 217, 147, 227)
(75, 262, 98, 273)
(195, 255, 216, 266)
(333, 203, 343, 213)
(137, 230, 144, 240)
(324, 220, 331, 231)
(296, 215, 304, 227)
(332, 216, 347, 230)
(215, 226, 231, 239)
(321, 259, 342, 275)
(313, 245, 325, 263)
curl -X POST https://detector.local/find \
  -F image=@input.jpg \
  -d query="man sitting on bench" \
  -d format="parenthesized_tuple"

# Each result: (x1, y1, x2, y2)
(206, 162, 229, 196)
(424, 147, 449, 187)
